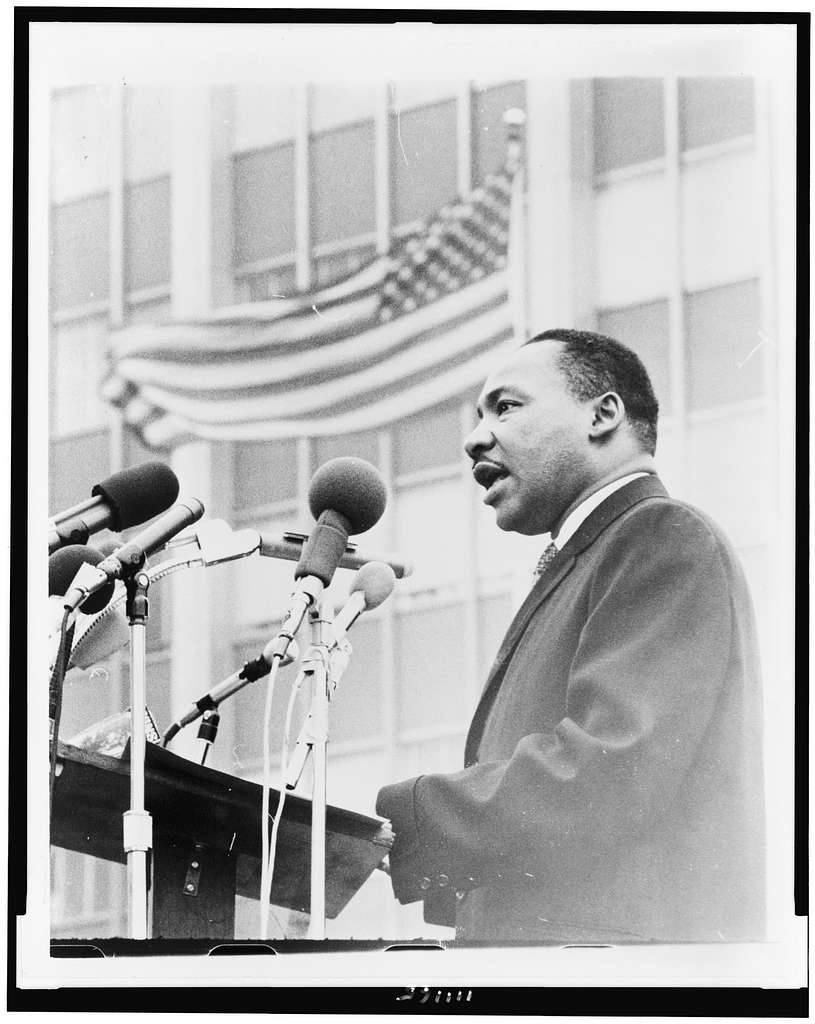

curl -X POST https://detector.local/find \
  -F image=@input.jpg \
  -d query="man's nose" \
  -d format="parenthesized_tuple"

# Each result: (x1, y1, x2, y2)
(464, 419, 495, 460)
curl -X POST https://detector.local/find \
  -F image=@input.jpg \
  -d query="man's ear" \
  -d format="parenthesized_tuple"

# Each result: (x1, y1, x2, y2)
(588, 391, 625, 440)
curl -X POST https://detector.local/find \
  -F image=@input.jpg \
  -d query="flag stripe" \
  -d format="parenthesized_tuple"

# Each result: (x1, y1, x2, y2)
(141, 334, 517, 445)
(130, 299, 512, 424)
(114, 271, 509, 394)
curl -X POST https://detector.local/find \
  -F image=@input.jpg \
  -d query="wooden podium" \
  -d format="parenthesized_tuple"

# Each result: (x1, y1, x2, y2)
(51, 742, 393, 939)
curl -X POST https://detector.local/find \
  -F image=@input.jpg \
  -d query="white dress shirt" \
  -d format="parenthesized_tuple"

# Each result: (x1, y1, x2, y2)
(550, 471, 651, 551)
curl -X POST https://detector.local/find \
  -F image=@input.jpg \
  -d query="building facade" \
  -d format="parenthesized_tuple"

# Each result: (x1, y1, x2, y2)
(47, 73, 795, 940)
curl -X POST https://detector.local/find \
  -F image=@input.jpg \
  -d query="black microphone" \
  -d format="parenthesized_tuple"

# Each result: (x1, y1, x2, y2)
(49, 543, 117, 615)
(258, 531, 412, 579)
(49, 462, 179, 553)
(62, 498, 205, 612)
(272, 458, 387, 660)
(161, 636, 300, 746)
(49, 543, 119, 674)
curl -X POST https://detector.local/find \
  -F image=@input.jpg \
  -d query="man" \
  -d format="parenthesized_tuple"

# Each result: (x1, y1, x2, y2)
(376, 329, 765, 943)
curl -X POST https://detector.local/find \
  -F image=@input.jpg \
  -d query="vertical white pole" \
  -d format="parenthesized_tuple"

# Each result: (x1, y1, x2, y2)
(305, 589, 335, 939)
(124, 576, 152, 939)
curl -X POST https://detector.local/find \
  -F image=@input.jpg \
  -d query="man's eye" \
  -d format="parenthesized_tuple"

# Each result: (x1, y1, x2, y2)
(496, 400, 518, 415)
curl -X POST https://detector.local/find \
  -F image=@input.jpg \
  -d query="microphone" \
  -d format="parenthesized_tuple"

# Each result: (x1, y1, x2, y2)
(163, 516, 412, 578)
(285, 562, 396, 791)
(49, 462, 179, 553)
(259, 532, 412, 580)
(272, 458, 387, 660)
(49, 543, 116, 615)
(49, 544, 111, 672)
(162, 637, 300, 745)
(62, 498, 205, 612)
(331, 561, 396, 645)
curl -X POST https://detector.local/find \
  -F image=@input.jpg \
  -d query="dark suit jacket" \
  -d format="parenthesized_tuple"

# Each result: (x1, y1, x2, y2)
(376, 476, 765, 942)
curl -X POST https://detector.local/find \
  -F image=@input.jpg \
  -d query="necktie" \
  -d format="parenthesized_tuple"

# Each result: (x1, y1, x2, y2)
(533, 541, 559, 579)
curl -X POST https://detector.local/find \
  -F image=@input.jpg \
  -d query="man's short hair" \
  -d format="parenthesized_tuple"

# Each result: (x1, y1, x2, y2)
(526, 328, 659, 455)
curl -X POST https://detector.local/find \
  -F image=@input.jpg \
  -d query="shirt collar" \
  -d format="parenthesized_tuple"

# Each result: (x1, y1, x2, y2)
(550, 472, 651, 551)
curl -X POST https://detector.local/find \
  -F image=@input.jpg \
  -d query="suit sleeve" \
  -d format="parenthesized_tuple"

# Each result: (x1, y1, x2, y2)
(376, 503, 736, 908)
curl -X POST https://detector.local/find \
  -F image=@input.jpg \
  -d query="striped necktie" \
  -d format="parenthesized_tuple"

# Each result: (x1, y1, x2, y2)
(533, 541, 559, 579)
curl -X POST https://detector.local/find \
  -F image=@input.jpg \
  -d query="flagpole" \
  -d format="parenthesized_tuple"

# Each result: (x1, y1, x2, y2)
(503, 108, 528, 345)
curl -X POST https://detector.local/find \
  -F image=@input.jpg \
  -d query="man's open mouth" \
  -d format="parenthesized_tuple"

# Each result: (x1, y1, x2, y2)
(472, 461, 510, 491)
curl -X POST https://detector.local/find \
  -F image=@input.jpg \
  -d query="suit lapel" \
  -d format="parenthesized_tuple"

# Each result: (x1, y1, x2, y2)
(464, 474, 668, 765)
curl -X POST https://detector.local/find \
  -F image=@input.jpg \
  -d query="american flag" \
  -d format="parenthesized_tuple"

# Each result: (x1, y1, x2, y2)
(101, 154, 524, 450)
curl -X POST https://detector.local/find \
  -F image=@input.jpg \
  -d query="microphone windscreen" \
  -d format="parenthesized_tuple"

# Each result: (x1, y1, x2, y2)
(48, 544, 115, 614)
(91, 461, 179, 531)
(308, 457, 387, 535)
(294, 509, 351, 585)
(351, 560, 396, 610)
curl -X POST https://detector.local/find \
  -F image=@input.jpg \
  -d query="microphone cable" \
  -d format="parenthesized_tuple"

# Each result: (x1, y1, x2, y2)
(49, 608, 76, 805)
(258, 651, 309, 937)
(258, 651, 285, 939)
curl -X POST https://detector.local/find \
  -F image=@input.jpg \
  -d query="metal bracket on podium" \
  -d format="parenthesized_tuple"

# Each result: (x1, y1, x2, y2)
(182, 841, 209, 898)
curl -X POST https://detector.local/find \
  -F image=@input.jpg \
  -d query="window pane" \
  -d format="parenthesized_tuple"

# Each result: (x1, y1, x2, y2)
(684, 279, 763, 410)
(49, 430, 110, 516)
(312, 243, 377, 288)
(327, 618, 383, 744)
(680, 149, 761, 292)
(311, 82, 379, 132)
(395, 478, 469, 586)
(593, 78, 664, 174)
(393, 401, 463, 476)
(233, 439, 299, 508)
(233, 84, 298, 151)
(124, 87, 172, 182)
(125, 176, 171, 292)
(235, 263, 297, 304)
(234, 143, 296, 265)
(594, 173, 671, 308)
(51, 315, 111, 436)
(311, 121, 376, 246)
(679, 77, 755, 150)
(395, 603, 467, 732)
(472, 81, 526, 183)
(51, 194, 110, 310)
(391, 100, 458, 227)
(51, 86, 113, 203)
(597, 299, 671, 414)
(314, 428, 380, 470)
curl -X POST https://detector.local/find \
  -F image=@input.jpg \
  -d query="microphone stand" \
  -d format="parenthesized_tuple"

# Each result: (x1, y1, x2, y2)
(304, 591, 334, 940)
(123, 569, 153, 940)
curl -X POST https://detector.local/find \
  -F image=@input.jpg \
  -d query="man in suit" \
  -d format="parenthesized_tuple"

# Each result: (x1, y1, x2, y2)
(376, 328, 765, 943)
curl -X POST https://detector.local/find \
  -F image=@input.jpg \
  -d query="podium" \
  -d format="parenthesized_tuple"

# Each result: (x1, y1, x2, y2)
(51, 742, 393, 939)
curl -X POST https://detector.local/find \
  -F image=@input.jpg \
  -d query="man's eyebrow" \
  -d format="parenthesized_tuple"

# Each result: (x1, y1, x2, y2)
(477, 385, 526, 416)
(476, 387, 501, 417)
